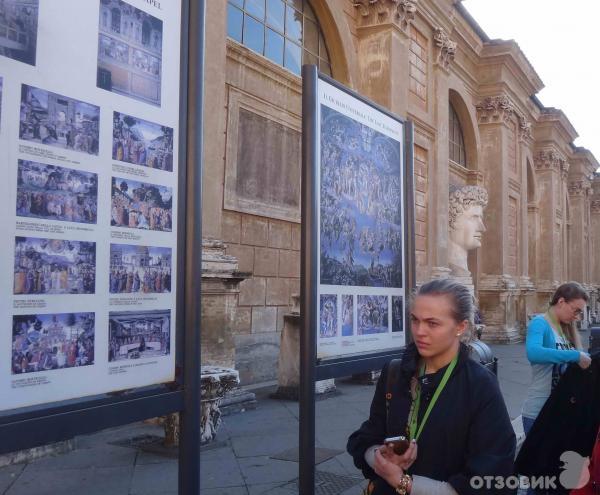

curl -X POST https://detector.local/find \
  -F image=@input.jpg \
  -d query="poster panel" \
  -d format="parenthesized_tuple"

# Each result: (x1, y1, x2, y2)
(317, 77, 406, 360)
(0, 0, 181, 411)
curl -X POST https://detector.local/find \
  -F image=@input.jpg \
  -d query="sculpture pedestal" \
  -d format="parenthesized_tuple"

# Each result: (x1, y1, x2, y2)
(272, 308, 336, 400)
(450, 273, 475, 297)
(478, 275, 523, 343)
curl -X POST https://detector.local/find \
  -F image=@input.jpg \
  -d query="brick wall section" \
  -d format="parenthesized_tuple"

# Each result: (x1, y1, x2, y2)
(223, 211, 300, 335)
(414, 145, 428, 271)
(409, 26, 428, 112)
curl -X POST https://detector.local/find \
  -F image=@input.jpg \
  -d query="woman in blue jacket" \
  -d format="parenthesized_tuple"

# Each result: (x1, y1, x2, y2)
(522, 282, 592, 435)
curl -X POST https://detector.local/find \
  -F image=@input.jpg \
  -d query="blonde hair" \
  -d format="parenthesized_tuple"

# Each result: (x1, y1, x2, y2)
(561, 322, 583, 351)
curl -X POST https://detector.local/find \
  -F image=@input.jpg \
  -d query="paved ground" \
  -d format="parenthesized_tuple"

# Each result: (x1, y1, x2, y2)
(0, 333, 590, 494)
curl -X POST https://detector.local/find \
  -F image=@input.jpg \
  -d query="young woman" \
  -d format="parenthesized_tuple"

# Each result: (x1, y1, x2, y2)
(347, 279, 515, 494)
(521, 282, 592, 434)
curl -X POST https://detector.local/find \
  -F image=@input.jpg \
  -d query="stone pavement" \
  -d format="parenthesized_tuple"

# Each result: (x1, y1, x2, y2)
(0, 335, 589, 495)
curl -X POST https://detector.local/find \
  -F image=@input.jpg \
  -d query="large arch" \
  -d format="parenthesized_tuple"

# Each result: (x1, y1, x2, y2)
(448, 88, 481, 170)
(309, 0, 359, 88)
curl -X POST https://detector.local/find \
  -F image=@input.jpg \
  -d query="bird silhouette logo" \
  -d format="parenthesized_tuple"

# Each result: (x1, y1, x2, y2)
(559, 451, 591, 489)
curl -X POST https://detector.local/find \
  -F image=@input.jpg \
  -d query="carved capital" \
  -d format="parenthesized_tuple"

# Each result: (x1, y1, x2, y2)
(568, 180, 585, 196)
(568, 179, 592, 197)
(476, 95, 516, 125)
(560, 160, 570, 180)
(353, 0, 418, 32)
(433, 27, 456, 71)
(533, 149, 566, 172)
(518, 115, 533, 142)
(591, 200, 600, 214)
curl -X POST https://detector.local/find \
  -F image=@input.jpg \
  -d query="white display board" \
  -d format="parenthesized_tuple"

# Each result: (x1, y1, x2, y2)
(317, 77, 407, 360)
(0, 0, 181, 411)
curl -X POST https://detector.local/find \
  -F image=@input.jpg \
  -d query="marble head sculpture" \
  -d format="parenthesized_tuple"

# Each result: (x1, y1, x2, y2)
(448, 185, 488, 276)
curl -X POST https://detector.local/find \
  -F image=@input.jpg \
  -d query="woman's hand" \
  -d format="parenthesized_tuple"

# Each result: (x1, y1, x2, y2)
(373, 448, 405, 488)
(578, 352, 592, 369)
(380, 440, 418, 471)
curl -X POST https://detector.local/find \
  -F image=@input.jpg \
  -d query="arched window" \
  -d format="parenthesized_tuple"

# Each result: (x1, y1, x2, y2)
(111, 8, 121, 34)
(226, 0, 331, 77)
(449, 103, 466, 166)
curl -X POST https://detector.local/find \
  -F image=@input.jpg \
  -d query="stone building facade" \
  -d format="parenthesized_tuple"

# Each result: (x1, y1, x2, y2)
(201, 0, 600, 384)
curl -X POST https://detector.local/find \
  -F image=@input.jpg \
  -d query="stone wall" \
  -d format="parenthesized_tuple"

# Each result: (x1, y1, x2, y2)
(200, 0, 600, 383)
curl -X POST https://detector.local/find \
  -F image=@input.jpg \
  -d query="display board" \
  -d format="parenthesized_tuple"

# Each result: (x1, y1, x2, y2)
(0, 0, 181, 412)
(315, 77, 409, 362)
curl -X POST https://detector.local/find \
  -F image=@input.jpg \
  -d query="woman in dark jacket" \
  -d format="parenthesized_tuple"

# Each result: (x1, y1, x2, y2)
(347, 279, 516, 494)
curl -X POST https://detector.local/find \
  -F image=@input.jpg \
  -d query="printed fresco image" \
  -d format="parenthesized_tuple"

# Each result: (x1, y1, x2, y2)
(97, 0, 163, 106)
(12, 312, 94, 375)
(110, 243, 172, 294)
(16, 160, 98, 224)
(392, 296, 404, 333)
(341, 294, 353, 337)
(113, 112, 173, 171)
(319, 294, 337, 339)
(357, 295, 389, 335)
(320, 105, 402, 288)
(19, 85, 100, 155)
(111, 176, 172, 232)
(13, 237, 96, 295)
(0, 0, 39, 65)
(109, 309, 170, 362)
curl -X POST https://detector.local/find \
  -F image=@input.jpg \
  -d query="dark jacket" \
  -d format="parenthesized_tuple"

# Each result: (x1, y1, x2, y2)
(347, 343, 516, 494)
(515, 352, 600, 493)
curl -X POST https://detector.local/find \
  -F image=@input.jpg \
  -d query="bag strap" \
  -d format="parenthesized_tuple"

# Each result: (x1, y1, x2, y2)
(385, 358, 403, 434)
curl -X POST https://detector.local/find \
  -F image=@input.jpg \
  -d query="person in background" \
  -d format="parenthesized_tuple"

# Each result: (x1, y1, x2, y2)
(521, 282, 592, 435)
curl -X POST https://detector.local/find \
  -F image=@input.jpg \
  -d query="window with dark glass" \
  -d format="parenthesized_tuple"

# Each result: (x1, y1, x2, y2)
(226, 0, 331, 77)
(449, 103, 466, 166)
(142, 21, 151, 46)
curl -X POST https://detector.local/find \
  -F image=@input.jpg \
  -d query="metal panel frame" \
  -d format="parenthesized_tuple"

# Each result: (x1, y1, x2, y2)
(300, 65, 416, 494)
(0, 3, 204, 492)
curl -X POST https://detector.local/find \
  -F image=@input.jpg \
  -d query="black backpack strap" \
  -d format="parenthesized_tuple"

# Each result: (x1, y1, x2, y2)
(385, 358, 403, 434)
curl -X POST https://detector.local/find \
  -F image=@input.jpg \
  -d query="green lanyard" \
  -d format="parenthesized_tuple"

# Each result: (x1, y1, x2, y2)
(408, 354, 458, 442)
(546, 311, 568, 344)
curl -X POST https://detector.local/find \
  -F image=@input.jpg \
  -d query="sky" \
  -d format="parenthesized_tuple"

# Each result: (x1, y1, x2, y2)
(462, 0, 600, 168)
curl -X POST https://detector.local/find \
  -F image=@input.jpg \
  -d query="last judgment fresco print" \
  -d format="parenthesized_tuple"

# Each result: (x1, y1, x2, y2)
(320, 105, 402, 288)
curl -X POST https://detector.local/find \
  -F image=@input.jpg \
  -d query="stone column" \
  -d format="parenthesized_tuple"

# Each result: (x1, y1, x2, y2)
(429, 27, 456, 279)
(475, 96, 520, 342)
(353, 0, 415, 114)
(202, 0, 228, 239)
(201, 239, 249, 368)
(567, 178, 592, 282)
(591, 198, 600, 297)
(533, 149, 567, 306)
(517, 125, 536, 333)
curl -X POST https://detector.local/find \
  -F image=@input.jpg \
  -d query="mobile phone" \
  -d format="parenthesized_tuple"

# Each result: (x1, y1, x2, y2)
(383, 435, 410, 456)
